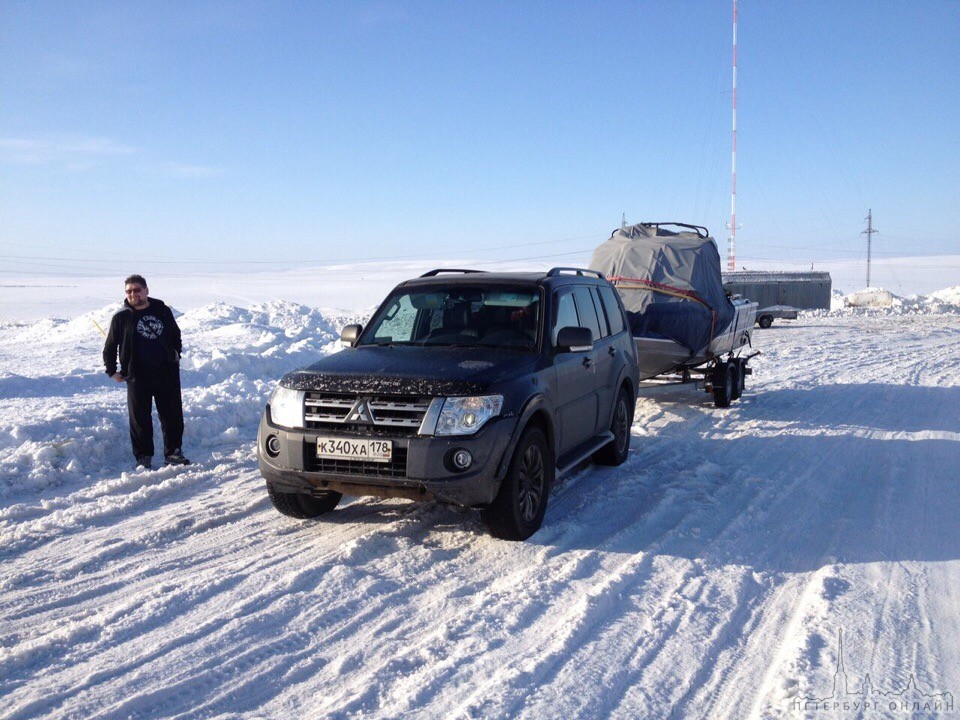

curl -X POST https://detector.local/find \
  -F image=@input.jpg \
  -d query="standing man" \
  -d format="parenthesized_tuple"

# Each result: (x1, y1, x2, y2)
(103, 274, 190, 469)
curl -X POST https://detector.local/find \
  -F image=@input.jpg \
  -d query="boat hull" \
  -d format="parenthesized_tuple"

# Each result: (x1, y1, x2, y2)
(633, 300, 757, 380)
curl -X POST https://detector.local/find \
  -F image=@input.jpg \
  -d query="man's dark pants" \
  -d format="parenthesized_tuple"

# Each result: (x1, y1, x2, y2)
(126, 364, 184, 459)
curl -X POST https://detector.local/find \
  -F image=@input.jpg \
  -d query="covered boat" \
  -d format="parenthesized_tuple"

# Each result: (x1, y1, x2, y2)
(589, 222, 756, 381)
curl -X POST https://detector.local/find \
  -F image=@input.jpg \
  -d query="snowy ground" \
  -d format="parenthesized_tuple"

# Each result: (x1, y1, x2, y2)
(1, 294, 959, 719)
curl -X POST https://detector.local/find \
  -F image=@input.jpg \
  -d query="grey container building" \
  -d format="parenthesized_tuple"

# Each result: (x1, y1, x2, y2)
(721, 271, 832, 328)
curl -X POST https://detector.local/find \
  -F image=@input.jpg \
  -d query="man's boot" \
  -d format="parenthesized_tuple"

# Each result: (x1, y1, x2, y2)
(164, 449, 191, 466)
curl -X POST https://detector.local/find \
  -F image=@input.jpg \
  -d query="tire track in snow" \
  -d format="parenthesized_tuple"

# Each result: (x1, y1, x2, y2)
(0, 473, 475, 717)
(428, 358, 822, 718)
(430, 415, 779, 717)
(314, 387, 757, 716)
(584, 347, 924, 718)
(336, 423, 743, 717)
(731, 353, 960, 718)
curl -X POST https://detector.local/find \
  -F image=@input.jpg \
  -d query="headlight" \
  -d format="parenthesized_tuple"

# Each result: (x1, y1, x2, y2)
(269, 385, 305, 429)
(436, 395, 503, 436)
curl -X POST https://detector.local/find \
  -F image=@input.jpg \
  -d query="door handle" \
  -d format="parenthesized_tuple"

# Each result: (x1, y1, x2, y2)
(608, 346, 617, 356)
(582, 357, 593, 368)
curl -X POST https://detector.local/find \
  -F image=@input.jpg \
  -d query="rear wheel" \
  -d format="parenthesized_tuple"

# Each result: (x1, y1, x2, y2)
(757, 314, 773, 329)
(266, 483, 342, 519)
(712, 362, 735, 408)
(482, 427, 553, 541)
(593, 387, 632, 466)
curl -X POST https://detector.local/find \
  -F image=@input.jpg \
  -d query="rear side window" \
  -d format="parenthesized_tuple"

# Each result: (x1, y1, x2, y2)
(572, 286, 603, 342)
(552, 290, 580, 345)
(589, 287, 610, 338)
(599, 285, 627, 335)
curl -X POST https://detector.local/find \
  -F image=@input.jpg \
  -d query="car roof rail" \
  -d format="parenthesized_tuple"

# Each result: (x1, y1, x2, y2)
(547, 267, 606, 279)
(419, 268, 486, 277)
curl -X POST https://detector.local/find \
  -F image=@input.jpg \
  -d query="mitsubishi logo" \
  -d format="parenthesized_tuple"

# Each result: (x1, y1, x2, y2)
(346, 398, 375, 424)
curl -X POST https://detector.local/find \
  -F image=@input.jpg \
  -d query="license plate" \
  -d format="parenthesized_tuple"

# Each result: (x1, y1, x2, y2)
(316, 437, 392, 463)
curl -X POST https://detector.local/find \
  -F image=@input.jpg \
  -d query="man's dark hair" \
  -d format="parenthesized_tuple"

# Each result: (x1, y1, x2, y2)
(124, 274, 147, 288)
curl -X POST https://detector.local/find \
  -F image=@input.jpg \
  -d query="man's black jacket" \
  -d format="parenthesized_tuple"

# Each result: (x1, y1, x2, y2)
(102, 298, 183, 379)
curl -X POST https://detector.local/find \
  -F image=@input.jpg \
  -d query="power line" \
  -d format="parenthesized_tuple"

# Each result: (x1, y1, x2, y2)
(0, 233, 608, 268)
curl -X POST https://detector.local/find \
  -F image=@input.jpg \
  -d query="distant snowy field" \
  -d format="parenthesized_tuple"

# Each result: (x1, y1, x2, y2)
(1, 281, 959, 718)
(2, 254, 958, 321)
(0, 260, 545, 322)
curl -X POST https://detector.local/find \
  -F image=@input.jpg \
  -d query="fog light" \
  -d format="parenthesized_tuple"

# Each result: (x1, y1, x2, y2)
(452, 449, 472, 470)
(265, 435, 281, 457)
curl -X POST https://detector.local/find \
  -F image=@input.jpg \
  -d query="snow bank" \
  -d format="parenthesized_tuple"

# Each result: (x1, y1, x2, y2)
(0, 301, 368, 503)
(844, 287, 899, 308)
(810, 283, 960, 318)
(829, 290, 846, 311)
(928, 285, 960, 305)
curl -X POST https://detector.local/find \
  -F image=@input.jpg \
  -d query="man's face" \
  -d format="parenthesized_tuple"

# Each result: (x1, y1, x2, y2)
(125, 282, 149, 309)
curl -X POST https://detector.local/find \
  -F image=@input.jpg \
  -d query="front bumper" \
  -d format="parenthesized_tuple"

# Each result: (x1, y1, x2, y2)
(257, 410, 517, 507)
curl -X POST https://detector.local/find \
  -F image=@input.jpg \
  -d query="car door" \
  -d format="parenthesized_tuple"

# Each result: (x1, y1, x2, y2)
(599, 282, 637, 378)
(573, 285, 616, 435)
(551, 287, 599, 454)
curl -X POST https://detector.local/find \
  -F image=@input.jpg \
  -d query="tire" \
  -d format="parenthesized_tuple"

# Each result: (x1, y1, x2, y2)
(712, 362, 735, 408)
(593, 387, 632, 466)
(757, 314, 773, 329)
(482, 427, 553, 541)
(266, 483, 342, 519)
(730, 360, 744, 401)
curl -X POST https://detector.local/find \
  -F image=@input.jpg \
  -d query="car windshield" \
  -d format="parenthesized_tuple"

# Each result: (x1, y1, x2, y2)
(360, 285, 541, 350)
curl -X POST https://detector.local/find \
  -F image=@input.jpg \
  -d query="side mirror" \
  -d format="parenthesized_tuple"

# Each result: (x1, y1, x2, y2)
(340, 324, 363, 347)
(556, 326, 593, 352)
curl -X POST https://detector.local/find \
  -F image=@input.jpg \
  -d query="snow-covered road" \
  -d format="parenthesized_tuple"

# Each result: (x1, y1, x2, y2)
(1, 303, 958, 719)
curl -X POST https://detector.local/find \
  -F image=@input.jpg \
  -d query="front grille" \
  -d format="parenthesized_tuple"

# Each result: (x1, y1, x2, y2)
(304, 392, 433, 437)
(305, 445, 409, 478)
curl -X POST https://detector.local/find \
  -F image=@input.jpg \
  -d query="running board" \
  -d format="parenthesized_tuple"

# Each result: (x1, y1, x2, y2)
(556, 431, 614, 478)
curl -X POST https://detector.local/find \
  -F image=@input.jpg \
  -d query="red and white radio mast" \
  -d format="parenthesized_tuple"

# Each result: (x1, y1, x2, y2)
(727, 0, 739, 272)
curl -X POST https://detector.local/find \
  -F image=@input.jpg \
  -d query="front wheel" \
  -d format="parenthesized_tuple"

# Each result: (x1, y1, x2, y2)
(266, 483, 342, 519)
(593, 388, 632, 466)
(482, 427, 553, 541)
(757, 314, 773, 329)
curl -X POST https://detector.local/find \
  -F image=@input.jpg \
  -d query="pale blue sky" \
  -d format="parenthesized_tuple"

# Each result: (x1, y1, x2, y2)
(2, 1, 958, 279)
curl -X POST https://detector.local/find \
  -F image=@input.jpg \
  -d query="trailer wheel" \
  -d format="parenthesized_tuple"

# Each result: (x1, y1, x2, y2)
(731, 360, 745, 401)
(757, 314, 773, 329)
(712, 362, 735, 408)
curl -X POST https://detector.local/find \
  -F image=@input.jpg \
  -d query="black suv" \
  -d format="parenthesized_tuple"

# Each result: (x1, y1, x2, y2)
(257, 268, 640, 540)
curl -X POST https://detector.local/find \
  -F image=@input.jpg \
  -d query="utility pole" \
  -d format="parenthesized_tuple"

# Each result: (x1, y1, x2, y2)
(727, 0, 739, 272)
(861, 209, 879, 287)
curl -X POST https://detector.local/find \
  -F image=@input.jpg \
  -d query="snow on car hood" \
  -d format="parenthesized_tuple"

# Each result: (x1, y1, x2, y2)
(282, 345, 538, 396)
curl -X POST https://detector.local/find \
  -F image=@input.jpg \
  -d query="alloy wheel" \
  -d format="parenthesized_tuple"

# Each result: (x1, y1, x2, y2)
(517, 444, 545, 522)
(614, 398, 629, 453)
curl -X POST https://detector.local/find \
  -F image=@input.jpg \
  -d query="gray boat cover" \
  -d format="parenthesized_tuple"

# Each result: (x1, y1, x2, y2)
(589, 223, 735, 354)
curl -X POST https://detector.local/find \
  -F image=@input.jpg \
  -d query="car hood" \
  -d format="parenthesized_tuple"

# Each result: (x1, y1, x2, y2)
(282, 345, 539, 396)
